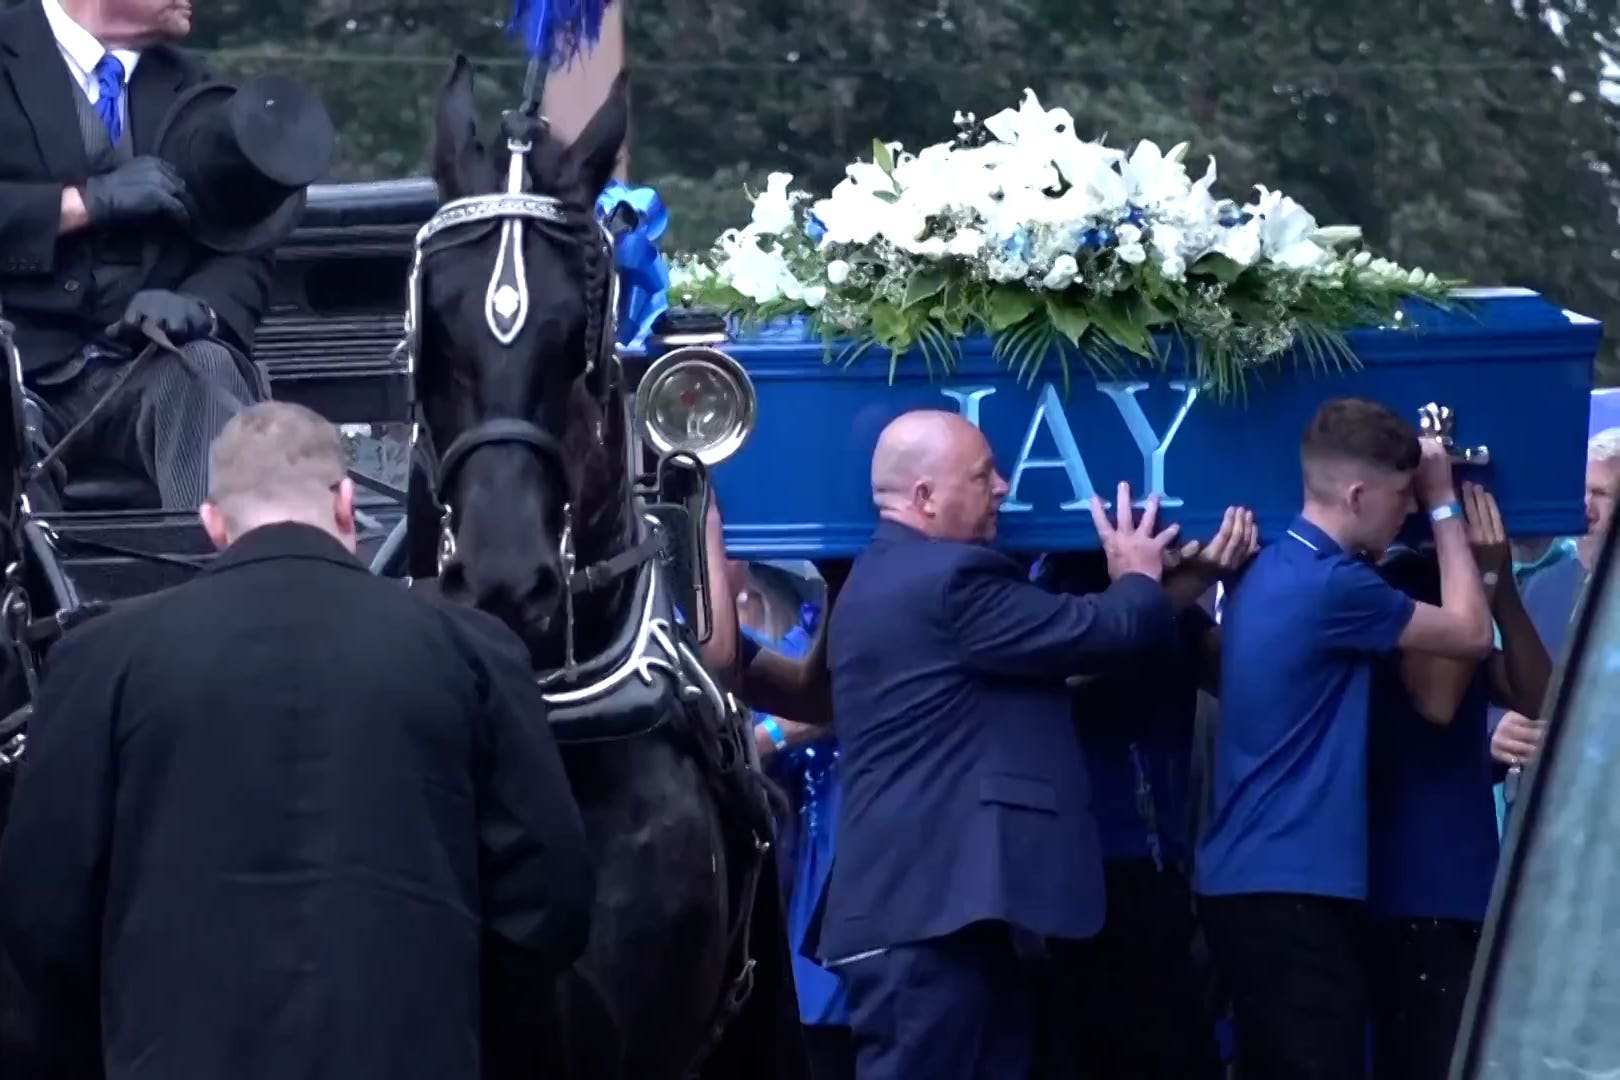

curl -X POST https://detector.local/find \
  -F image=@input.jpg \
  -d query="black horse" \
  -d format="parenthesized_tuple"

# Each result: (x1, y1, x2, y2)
(409, 57, 807, 1079)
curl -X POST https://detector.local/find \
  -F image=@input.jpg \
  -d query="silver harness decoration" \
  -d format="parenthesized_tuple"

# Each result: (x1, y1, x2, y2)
(398, 105, 768, 1074)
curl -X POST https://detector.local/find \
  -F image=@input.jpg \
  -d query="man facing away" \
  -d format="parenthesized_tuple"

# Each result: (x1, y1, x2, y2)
(0, 402, 593, 1080)
(0, 0, 273, 508)
(1197, 397, 1493, 1079)
(821, 408, 1209, 1080)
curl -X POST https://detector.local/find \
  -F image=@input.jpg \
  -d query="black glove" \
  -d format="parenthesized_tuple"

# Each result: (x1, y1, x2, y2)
(82, 156, 193, 228)
(106, 290, 216, 346)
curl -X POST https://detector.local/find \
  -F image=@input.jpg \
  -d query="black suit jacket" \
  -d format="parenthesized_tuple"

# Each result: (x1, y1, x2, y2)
(0, 0, 272, 373)
(0, 523, 593, 1080)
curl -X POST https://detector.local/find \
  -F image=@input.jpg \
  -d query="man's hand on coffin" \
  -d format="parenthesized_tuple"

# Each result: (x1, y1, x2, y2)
(1168, 505, 1260, 583)
(1414, 437, 1458, 509)
(81, 157, 195, 228)
(1090, 482, 1180, 584)
(106, 290, 216, 346)
(1462, 482, 1510, 577)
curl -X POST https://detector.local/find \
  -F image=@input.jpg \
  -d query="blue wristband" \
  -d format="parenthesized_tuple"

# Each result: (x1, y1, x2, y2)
(757, 715, 787, 750)
(1429, 501, 1463, 524)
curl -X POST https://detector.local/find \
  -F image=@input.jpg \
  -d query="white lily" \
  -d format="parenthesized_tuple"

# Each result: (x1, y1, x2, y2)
(748, 172, 801, 236)
(947, 228, 987, 258)
(982, 89, 1078, 151)
(1248, 186, 1330, 270)
(1122, 139, 1193, 207)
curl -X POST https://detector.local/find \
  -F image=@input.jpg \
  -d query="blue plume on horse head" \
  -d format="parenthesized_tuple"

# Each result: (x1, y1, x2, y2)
(508, 0, 614, 68)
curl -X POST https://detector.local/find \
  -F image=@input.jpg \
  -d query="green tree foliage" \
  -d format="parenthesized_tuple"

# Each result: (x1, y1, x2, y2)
(186, 0, 1620, 381)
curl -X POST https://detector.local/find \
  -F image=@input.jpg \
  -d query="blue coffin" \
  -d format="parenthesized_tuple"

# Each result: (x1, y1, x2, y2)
(709, 288, 1599, 558)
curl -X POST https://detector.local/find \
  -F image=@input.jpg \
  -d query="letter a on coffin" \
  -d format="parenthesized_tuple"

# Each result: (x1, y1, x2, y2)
(1003, 383, 1101, 512)
(1095, 381, 1200, 507)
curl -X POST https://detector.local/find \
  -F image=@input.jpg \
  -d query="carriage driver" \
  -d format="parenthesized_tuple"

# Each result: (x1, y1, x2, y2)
(0, 0, 335, 510)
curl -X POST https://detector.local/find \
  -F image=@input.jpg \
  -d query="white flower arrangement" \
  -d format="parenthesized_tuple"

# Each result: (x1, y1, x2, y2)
(670, 90, 1454, 397)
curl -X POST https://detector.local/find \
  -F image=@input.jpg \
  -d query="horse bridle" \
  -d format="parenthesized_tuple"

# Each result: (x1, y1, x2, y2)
(400, 117, 663, 680)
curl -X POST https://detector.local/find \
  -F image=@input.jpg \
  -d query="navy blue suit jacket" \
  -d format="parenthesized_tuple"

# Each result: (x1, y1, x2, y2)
(819, 521, 1175, 959)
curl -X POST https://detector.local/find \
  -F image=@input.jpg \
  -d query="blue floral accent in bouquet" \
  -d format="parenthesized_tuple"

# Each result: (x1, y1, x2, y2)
(596, 180, 671, 349)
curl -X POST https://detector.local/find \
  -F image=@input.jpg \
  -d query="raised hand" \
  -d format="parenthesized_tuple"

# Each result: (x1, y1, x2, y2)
(1089, 482, 1181, 583)
(1462, 481, 1509, 577)
(1170, 505, 1259, 582)
(1414, 436, 1457, 511)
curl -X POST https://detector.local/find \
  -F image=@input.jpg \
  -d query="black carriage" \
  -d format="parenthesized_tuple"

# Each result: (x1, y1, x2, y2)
(0, 174, 749, 795)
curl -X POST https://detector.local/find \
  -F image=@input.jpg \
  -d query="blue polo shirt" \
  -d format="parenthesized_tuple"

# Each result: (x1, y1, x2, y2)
(1368, 548, 1500, 923)
(1197, 517, 1416, 900)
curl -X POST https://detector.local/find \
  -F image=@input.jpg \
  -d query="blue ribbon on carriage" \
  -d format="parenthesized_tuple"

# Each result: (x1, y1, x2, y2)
(595, 181, 671, 350)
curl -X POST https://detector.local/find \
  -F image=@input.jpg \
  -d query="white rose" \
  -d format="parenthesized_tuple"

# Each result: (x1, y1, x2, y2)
(1407, 267, 1426, 285)
(1352, 251, 1373, 268)
(802, 285, 827, 308)
(1116, 223, 1143, 245)
(1160, 255, 1187, 281)
(826, 259, 851, 286)
(1042, 254, 1079, 290)
(1116, 242, 1147, 265)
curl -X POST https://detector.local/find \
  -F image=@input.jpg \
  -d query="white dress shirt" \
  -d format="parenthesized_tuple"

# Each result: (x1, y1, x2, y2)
(40, 0, 140, 128)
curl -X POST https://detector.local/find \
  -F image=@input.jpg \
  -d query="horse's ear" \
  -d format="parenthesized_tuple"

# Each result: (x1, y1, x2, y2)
(434, 54, 497, 198)
(563, 72, 628, 198)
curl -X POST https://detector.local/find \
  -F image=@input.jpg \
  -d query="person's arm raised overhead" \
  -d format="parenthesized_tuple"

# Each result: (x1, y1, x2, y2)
(949, 482, 1177, 678)
(1396, 439, 1494, 660)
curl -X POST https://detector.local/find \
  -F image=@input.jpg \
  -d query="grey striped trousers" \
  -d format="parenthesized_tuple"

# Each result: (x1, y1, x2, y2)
(30, 339, 267, 509)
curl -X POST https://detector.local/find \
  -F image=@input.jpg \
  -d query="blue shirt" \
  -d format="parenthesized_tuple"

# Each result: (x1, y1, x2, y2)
(1368, 548, 1500, 922)
(1197, 517, 1416, 899)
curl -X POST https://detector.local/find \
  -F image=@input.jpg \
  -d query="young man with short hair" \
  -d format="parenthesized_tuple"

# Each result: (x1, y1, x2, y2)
(1197, 397, 1493, 1079)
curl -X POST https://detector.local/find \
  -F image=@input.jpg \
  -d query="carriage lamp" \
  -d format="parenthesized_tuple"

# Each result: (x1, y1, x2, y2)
(634, 345, 758, 466)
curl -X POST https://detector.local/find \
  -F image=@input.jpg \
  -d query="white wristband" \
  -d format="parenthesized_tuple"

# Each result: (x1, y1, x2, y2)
(1429, 501, 1463, 523)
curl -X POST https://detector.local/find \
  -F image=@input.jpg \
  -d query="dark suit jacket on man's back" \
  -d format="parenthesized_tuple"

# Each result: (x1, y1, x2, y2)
(0, 0, 272, 372)
(821, 521, 1175, 961)
(0, 523, 593, 1080)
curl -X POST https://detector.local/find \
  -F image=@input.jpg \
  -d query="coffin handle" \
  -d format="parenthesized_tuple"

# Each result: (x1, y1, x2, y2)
(1417, 402, 1491, 467)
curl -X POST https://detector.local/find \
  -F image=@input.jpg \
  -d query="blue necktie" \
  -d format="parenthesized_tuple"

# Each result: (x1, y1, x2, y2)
(93, 54, 125, 145)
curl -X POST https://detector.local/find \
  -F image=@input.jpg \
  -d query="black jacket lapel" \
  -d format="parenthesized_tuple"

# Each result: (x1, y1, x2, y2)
(0, 0, 87, 181)
(128, 45, 186, 156)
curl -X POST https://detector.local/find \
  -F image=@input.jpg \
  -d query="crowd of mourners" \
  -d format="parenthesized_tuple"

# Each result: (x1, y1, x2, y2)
(736, 402, 1617, 1080)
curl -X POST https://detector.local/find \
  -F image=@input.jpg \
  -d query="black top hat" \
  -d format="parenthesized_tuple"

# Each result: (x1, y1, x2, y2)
(153, 73, 337, 254)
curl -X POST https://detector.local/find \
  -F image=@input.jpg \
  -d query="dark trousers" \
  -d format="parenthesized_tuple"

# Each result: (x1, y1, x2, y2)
(1368, 917, 1482, 1080)
(1032, 860, 1223, 1080)
(840, 922, 1033, 1080)
(1201, 892, 1368, 1080)
(29, 338, 264, 509)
